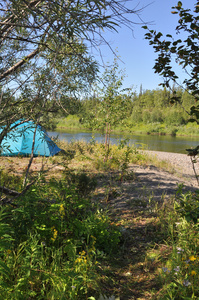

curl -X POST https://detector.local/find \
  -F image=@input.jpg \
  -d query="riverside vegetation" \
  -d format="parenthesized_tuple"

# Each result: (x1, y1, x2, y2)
(55, 87, 199, 137)
(1, 139, 199, 299)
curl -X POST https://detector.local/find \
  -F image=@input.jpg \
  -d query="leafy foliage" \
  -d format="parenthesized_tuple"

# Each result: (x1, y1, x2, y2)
(0, 0, 142, 127)
(143, 1, 199, 124)
(0, 174, 121, 298)
(156, 189, 199, 299)
(81, 58, 133, 159)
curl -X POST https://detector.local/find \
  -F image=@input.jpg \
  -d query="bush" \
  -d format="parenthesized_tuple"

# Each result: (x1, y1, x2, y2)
(142, 110, 151, 124)
(131, 108, 143, 123)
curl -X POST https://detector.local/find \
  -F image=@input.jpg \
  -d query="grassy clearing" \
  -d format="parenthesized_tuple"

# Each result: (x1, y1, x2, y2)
(0, 140, 198, 299)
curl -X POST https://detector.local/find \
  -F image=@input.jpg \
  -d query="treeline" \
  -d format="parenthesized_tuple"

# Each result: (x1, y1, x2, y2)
(55, 87, 198, 136)
(80, 87, 194, 126)
(130, 88, 195, 126)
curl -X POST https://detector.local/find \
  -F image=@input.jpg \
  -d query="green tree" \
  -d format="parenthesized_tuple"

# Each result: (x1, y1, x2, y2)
(0, 0, 144, 196)
(0, 0, 143, 134)
(153, 88, 171, 108)
(143, 1, 199, 123)
(83, 58, 132, 159)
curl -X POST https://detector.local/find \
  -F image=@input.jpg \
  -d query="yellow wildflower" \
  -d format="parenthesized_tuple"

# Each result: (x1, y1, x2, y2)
(59, 204, 65, 217)
(191, 270, 197, 276)
(51, 228, 58, 242)
(75, 256, 87, 265)
(75, 257, 83, 263)
(189, 255, 197, 262)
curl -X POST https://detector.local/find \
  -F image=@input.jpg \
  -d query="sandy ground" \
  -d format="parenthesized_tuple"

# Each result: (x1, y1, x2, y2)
(107, 150, 199, 214)
(143, 150, 199, 187)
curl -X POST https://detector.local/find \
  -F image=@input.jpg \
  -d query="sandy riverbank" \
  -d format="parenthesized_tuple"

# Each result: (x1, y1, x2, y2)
(141, 150, 199, 188)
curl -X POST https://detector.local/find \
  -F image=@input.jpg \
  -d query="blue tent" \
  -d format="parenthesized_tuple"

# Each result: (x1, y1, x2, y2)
(0, 120, 61, 157)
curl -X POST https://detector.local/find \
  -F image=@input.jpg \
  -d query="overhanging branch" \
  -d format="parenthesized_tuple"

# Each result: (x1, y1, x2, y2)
(0, 48, 39, 81)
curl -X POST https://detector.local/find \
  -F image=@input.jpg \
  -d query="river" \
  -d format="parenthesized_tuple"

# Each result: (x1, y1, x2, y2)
(48, 130, 199, 154)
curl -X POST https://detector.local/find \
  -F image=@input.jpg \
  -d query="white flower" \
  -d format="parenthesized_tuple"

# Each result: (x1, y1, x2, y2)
(183, 280, 191, 287)
(162, 267, 170, 273)
(174, 266, 180, 272)
(176, 247, 184, 254)
(185, 260, 190, 264)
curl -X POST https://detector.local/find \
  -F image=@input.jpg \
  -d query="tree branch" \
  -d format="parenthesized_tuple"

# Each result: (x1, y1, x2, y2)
(0, 181, 36, 206)
(0, 185, 20, 196)
(0, 48, 39, 81)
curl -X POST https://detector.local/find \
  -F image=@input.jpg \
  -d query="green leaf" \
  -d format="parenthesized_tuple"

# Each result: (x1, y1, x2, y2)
(0, 260, 10, 278)
(177, 1, 182, 7)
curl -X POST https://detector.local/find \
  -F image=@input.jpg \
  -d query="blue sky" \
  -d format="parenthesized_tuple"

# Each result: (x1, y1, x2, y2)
(94, 0, 196, 94)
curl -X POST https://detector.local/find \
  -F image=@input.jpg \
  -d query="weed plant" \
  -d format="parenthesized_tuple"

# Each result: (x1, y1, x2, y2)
(156, 189, 199, 299)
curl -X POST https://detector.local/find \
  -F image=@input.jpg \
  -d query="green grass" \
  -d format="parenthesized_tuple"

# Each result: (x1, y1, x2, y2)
(0, 174, 120, 299)
(56, 115, 86, 130)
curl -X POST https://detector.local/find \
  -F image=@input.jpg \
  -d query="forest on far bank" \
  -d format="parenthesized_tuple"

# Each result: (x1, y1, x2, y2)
(55, 87, 199, 137)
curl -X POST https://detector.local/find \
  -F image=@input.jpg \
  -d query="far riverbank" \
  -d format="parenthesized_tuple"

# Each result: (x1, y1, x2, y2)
(55, 115, 199, 138)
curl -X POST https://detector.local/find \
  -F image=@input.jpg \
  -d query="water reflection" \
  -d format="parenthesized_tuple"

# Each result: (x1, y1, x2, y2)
(48, 130, 199, 154)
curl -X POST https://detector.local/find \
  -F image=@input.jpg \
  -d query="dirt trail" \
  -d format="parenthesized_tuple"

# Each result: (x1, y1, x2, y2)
(97, 151, 199, 299)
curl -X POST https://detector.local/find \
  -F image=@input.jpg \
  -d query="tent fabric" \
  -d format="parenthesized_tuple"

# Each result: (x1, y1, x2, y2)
(0, 120, 61, 157)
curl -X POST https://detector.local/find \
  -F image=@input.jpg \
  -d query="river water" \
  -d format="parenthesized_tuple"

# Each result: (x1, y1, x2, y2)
(48, 130, 199, 154)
